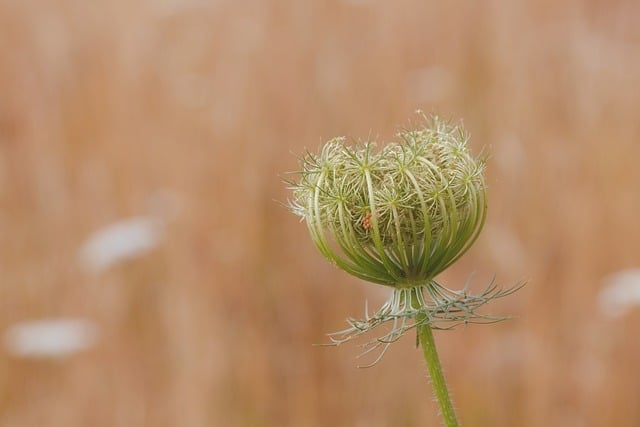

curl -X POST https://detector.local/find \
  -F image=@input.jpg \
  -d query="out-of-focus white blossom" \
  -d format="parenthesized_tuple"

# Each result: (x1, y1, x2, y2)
(79, 216, 162, 272)
(4, 318, 99, 358)
(598, 269, 640, 318)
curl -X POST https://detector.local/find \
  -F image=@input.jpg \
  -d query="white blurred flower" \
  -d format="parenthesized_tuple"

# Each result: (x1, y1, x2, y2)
(78, 190, 181, 273)
(79, 216, 162, 272)
(598, 269, 640, 318)
(4, 318, 99, 358)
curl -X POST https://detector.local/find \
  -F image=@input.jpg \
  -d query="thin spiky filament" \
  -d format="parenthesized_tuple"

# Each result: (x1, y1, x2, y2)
(326, 278, 525, 368)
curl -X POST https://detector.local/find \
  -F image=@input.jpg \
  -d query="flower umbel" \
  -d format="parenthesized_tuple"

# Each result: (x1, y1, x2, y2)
(287, 114, 522, 366)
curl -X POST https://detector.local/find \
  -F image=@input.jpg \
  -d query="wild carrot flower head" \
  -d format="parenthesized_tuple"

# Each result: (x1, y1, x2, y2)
(289, 115, 486, 287)
(287, 113, 522, 366)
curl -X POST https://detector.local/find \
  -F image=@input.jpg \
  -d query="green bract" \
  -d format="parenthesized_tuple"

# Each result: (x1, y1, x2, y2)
(290, 116, 487, 288)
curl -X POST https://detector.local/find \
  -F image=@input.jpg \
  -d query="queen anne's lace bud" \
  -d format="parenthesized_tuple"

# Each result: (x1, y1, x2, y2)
(290, 116, 486, 287)
(288, 114, 522, 366)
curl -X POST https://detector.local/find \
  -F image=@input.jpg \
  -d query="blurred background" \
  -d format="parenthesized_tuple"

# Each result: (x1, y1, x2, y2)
(1, 0, 640, 426)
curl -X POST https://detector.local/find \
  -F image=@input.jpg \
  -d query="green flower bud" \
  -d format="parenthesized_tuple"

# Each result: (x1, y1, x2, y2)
(287, 113, 523, 366)
(290, 115, 486, 288)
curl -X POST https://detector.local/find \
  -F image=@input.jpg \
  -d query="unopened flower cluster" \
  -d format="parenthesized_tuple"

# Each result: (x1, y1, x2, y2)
(290, 116, 486, 287)
(288, 114, 519, 365)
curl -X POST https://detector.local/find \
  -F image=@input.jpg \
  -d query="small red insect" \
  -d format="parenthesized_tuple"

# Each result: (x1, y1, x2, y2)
(362, 212, 373, 231)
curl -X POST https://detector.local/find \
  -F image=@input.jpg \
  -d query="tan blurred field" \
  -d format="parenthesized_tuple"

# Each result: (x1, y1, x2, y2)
(1, 0, 640, 426)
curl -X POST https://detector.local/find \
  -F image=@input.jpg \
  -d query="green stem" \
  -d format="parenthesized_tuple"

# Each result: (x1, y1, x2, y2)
(418, 320, 459, 427)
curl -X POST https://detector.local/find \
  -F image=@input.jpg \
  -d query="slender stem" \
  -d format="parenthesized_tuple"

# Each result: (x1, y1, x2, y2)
(418, 320, 459, 427)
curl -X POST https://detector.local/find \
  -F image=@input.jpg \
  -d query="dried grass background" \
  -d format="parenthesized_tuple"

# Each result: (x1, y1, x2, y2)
(2, 1, 640, 426)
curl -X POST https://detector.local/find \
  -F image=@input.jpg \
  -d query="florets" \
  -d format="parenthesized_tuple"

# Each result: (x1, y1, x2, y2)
(290, 115, 486, 288)
(287, 113, 522, 366)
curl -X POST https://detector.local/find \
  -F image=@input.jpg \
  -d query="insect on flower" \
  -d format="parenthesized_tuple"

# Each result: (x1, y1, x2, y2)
(362, 211, 373, 231)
